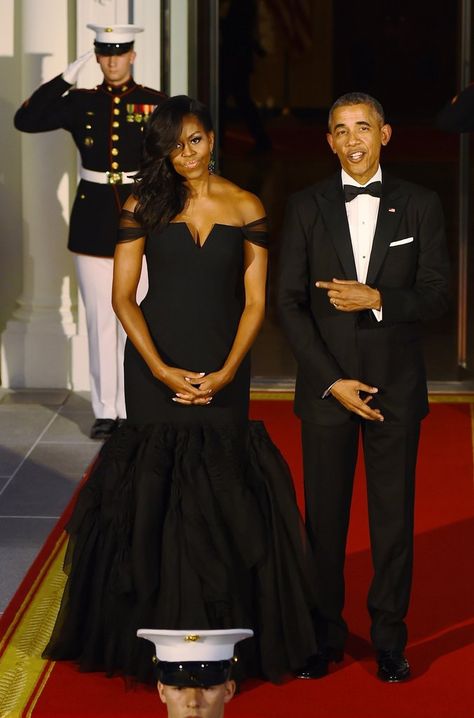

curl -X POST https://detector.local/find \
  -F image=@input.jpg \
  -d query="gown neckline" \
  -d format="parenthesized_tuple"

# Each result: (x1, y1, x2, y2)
(168, 222, 242, 249)
(168, 217, 267, 249)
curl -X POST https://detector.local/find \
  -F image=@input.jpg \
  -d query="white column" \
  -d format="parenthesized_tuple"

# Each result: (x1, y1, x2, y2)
(170, 0, 189, 95)
(1, 0, 78, 388)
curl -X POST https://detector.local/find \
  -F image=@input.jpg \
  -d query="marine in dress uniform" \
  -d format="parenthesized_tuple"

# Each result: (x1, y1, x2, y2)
(138, 628, 253, 718)
(14, 24, 166, 439)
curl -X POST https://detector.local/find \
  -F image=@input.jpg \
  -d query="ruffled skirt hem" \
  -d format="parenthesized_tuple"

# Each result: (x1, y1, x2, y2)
(44, 420, 317, 684)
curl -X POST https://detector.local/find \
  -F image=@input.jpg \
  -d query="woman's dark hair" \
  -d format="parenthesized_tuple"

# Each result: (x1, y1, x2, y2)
(133, 95, 214, 230)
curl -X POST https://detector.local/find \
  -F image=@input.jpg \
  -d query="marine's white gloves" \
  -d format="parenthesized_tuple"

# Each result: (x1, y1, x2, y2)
(62, 49, 95, 84)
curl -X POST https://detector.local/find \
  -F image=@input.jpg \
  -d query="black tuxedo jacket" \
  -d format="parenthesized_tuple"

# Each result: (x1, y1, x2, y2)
(277, 172, 450, 426)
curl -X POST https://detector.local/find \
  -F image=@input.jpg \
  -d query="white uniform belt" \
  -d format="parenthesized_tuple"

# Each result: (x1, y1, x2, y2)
(80, 167, 137, 185)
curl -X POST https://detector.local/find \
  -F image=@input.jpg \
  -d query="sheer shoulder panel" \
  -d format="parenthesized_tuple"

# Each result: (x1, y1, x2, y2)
(118, 208, 147, 243)
(241, 217, 269, 248)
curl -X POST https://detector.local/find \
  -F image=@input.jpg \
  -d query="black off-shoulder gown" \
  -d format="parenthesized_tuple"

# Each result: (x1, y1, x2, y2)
(44, 212, 317, 683)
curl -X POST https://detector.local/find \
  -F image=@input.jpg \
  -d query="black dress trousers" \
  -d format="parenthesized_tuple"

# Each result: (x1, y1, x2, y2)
(302, 416, 420, 652)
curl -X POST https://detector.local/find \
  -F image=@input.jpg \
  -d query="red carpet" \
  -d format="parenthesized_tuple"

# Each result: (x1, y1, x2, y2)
(1, 400, 473, 717)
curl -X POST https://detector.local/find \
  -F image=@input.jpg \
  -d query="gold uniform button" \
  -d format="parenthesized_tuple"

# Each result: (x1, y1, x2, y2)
(107, 85, 112, 92)
(80, 194, 86, 199)
(111, 148, 119, 156)
(113, 108, 120, 115)
(111, 161, 119, 169)
(85, 124, 92, 130)
(121, 85, 128, 92)
(114, 96, 121, 104)
(112, 121, 119, 128)
(111, 134, 119, 141)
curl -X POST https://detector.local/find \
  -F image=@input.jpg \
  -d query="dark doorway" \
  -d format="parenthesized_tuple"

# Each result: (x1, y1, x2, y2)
(193, 0, 470, 385)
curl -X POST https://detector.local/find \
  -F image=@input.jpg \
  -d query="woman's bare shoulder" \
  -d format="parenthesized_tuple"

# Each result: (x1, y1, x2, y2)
(213, 176, 265, 224)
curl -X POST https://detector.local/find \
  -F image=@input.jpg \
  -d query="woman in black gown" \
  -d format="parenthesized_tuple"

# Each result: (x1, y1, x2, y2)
(44, 96, 317, 684)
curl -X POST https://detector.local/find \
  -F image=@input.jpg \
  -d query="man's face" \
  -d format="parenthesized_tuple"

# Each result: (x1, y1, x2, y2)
(96, 50, 135, 86)
(326, 103, 392, 185)
(157, 681, 235, 718)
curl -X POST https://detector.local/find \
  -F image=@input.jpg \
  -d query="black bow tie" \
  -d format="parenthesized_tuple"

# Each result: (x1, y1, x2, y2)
(343, 181, 382, 202)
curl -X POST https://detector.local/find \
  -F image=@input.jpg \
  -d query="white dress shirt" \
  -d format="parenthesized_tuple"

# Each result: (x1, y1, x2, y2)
(342, 167, 383, 322)
(323, 168, 384, 397)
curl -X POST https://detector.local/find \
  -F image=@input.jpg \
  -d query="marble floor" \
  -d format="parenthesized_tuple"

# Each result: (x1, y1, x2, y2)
(0, 388, 99, 617)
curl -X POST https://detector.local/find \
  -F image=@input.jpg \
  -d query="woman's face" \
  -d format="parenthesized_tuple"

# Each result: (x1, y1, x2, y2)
(169, 114, 214, 180)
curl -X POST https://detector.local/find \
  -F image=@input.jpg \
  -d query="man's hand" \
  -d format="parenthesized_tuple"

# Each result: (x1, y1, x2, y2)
(62, 50, 95, 85)
(316, 278, 381, 312)
(330, 379, 384, 421)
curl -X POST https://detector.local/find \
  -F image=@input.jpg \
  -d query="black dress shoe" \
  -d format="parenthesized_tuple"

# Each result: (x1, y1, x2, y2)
(377, 650, 411, 682)
(296, 647, 344, 679)
(90, 418, 117, 440)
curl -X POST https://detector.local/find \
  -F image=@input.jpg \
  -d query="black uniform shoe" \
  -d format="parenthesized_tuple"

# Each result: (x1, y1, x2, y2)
(90, 418, 117, 440)
(296, 647, 344, 679)
(377, 651, 411, 682)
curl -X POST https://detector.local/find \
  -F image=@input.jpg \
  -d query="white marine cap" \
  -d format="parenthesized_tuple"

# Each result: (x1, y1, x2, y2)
(87, 24, 144, 53)
(137, 628, 253, 663)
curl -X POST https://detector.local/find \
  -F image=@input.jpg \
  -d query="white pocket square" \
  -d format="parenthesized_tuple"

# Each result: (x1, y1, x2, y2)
(389, 237, 414, 247)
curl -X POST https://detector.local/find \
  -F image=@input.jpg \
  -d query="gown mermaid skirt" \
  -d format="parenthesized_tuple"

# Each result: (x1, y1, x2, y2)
(44, 217, 317, 683)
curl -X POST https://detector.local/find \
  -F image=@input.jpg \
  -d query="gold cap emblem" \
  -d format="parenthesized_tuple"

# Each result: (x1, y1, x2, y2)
(185, 635, 200, 642)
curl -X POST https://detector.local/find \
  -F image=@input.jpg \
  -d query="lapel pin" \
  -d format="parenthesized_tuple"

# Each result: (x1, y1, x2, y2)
(388, 208, 396, 213)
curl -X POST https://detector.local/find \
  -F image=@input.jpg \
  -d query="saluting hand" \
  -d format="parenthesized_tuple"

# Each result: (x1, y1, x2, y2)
(62, 49, 95, 85)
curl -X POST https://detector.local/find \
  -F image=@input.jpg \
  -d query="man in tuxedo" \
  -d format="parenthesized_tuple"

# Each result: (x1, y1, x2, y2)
(278, 92, 449, 682)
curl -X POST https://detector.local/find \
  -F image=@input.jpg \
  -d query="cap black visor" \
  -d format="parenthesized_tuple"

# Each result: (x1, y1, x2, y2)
(158, 661, 231, 688)
(94, 41, 134, 56)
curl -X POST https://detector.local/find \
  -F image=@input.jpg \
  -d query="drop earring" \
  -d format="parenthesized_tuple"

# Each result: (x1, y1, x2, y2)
(208, 148, 216, 174)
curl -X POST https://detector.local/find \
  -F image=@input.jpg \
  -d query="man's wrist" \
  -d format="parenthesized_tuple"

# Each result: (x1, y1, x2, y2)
(323, 378, 343, 398)
(370, 287, 382, 310)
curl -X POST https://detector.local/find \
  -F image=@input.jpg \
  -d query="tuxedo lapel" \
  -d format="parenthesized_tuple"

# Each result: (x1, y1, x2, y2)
(366, 176, 407, 285)
(315, 175, 358, 279)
